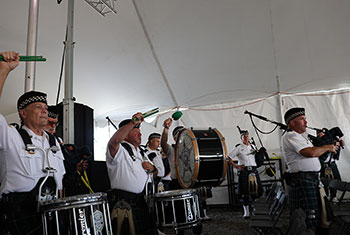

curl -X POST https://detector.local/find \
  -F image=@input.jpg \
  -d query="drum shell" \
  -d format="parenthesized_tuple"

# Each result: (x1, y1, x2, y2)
(154, 189, 200, 229)
(41, 193, 112, 235)
(175, 128, 228, 188)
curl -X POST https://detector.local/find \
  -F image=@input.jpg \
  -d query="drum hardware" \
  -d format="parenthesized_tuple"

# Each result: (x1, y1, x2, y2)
(154, 189, 200, 230)
(27, 145, 61, 211)
(41, 193, 112, 235)
(175, 128, 228, 188)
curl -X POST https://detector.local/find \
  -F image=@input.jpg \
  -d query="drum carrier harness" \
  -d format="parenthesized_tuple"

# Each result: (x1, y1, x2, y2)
(12, 124, 60, 211)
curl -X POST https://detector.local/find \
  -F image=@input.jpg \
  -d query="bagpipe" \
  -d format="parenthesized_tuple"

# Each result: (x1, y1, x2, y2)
(244, 110, 344, 161)
(308, 127, 344, 161)
(236, 126, 270, 169)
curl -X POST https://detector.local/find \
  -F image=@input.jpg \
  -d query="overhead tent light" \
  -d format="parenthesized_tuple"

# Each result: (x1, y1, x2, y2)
(83, 0, 117, 16)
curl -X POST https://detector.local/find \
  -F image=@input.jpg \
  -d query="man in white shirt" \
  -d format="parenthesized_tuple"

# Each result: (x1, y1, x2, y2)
(281, 107, 338, 234)
(144, 133, 165, 187)
(228, 130, 263, 218)
(0, 51, 65, 235)
(106, 114, 158, 235)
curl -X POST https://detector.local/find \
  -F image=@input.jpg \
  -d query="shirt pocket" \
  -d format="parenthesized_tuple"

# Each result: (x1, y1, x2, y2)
(19, 149, 43, 176)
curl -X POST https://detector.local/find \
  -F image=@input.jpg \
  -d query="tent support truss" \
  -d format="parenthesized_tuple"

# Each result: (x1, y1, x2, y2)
(83, 0, 117, 16)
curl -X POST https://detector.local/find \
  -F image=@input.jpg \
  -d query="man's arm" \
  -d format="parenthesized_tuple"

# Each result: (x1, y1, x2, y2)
(160, 118, 172, 154)
(299, 144, 338, 158)
(107, 112, 143, 157)
(0, 51, 19, 98)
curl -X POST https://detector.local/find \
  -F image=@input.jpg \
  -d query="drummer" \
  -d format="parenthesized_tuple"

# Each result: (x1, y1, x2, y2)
(106, 113, 158, 235)
(144, 133, 165, 188)
(0, 51, 66, 235)
(160, 118, 184, 189)
(228, 129, 263, 218)
(161, 118, 203, 235)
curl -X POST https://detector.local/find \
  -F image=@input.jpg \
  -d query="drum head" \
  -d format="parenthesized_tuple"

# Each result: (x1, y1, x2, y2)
(41, 192, 107, 212)
(175, 129, 198, 188)
(175, 128, 228, 188)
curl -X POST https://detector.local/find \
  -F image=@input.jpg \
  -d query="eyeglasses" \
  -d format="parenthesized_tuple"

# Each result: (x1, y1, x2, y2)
(48, 121, 59, 126)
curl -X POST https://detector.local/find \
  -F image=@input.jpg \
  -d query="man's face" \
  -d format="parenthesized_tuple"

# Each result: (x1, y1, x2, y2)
(20, 102, 48, 128)
(242, 134, 249, 144)
(289, 115, 307, 133)
(149, 137, 160, 150)
(45, 117, 59, 134)
(126, 127, 142, 146)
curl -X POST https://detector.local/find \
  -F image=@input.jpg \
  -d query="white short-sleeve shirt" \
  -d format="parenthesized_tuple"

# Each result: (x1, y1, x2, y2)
(145, 147, 165, 178)
(106, 141, 150, 194)
(281, 130, 321, 172)
(0, 115, 65, 196)
(228, 143, 257, 167)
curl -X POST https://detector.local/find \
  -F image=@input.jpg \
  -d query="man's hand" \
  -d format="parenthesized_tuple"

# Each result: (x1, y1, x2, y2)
(329, 144, 339, 153)
(0, 51, 19, 73)
(132, 112, 143, 126)
(76, 160, 88, 172)
(142, 161, 155, 172)
(163, 118, 172, 129)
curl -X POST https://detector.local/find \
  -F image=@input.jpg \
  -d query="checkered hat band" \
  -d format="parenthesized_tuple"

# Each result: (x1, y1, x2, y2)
(285, 111, 305, 124)
(18, 95, 47, 110)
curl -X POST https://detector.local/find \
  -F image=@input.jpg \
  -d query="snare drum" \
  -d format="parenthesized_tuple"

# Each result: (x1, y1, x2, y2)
(175, 128, 228, 188)
(41, 193, 112, 235)
(154, 189, 200, 229)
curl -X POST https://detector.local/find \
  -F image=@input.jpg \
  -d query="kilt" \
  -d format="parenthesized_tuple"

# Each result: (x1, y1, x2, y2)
(237, 167, 263, 198)
(288, 176, 321, 228)
(0, 192, 42, 235)
(108, 189, 157, 235)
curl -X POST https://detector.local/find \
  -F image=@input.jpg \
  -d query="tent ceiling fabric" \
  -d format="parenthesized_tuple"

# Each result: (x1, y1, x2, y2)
(1, 0, 350, 120)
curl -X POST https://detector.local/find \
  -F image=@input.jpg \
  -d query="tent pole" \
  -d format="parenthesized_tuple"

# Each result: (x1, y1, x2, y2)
(63, 0, 75, 144)
(24, 0, 40, 92)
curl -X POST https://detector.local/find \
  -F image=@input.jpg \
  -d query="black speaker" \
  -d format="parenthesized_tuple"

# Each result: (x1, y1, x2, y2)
(56, 102, 94, 160)
(87, 161, 111, 192)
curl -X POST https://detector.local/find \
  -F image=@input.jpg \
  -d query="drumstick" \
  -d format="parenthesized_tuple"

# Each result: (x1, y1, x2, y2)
(0, 55, 47, 62)
(134, 107, 159, 121)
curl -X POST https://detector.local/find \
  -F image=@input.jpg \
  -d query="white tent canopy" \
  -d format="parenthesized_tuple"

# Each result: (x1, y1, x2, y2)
(1, 0, 350, 183)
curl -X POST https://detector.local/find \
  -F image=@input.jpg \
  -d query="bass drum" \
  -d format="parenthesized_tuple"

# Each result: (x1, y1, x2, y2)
(175, 128, 228, 188)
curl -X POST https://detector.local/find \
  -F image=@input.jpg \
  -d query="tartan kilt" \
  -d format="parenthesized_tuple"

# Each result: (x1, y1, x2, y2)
(237, 167, 263, 198)
(288, 177, 321, 228)
(320, 161, 341, 181)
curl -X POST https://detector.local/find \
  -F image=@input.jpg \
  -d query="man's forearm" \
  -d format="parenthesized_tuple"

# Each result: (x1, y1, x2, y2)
(108, 122, 134, 157)
(300, 145, 335, 158)
(161, 128, 169, 153)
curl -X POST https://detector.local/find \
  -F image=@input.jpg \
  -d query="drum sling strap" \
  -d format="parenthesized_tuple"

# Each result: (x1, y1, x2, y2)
(14, 126, 59, 209)
(121, 142, 145, 161)
(111, 200, 135, 235)
(15, 127, 57, 153)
